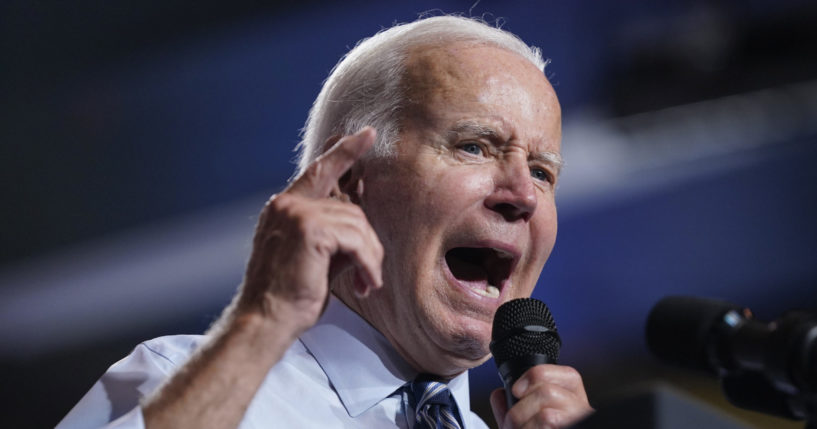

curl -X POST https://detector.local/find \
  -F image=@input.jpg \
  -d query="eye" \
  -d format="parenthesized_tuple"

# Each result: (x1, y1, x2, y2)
(459, 142, 484, 156)
(530, 167, 553, 183)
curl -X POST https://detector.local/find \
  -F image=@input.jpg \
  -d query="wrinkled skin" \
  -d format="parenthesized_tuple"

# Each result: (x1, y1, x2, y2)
(241, 42, 593, 429)
(338, 42, 562, 377)
(238, 128, 384, 334)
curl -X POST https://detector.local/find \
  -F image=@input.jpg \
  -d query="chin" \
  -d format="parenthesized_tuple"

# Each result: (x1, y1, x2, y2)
(438, 314, 494, 367)
(452, 336, 491, 363)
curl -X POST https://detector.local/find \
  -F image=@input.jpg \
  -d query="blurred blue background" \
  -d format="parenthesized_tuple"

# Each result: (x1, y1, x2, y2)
(1, 0, 816, 427)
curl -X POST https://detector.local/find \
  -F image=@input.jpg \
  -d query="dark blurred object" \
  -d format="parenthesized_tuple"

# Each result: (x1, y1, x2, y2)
(0, 0, 292, 87)
(646, 296, 817, 423)
(570, 383, 749, 429)
(606, 3, 817, 116)
(0, 0, 308, 266)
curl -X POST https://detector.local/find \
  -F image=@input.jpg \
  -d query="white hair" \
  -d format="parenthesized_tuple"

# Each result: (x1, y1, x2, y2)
(294, 15, 548, 176)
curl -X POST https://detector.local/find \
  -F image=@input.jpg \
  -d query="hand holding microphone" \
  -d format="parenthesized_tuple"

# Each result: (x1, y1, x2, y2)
(489, 298, 593, 429)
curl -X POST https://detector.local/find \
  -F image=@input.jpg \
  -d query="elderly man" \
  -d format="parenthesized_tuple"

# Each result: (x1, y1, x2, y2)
(58, 15, 592, 429)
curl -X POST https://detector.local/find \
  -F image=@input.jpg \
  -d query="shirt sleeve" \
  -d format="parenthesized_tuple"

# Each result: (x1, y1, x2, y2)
(56, 336, 199, 429)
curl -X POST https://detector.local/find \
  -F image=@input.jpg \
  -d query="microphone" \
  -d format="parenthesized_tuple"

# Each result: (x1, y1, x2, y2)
(490, 298, 561, 407)
(646, 296, 817, 420)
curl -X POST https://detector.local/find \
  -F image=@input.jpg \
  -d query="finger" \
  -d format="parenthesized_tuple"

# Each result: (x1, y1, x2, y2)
(288, 127, 376, 198)
(512, 365, 586, 400)
(506, 384, 580, 429)
(519, 408, 567, 429)
(510, 382, 572, 418)
(331, 203, 384, 296)
(489, 388, 508, 428)
(334, 228, 383, 297)
(259, 194, 383, 299)
(311, 203, 384, 294)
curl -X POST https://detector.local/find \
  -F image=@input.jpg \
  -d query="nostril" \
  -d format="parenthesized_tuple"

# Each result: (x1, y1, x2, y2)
(490, 202, 531, 222)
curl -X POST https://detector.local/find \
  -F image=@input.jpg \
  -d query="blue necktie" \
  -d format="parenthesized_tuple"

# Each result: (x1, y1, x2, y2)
(407, 375, 464, 429)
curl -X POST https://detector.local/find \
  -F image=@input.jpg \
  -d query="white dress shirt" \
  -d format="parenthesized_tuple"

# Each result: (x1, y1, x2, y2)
(57, 297, 490, 428)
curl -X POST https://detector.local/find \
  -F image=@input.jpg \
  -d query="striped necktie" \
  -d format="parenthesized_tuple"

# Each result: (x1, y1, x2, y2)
(407, 375, 464, 429)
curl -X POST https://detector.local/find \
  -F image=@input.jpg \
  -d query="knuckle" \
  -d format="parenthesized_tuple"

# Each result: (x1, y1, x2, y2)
(267, 193, 291, 211)
(270, 193, 309, 217)
(337, 202, 367, 228)
(561, 365, 580, 378)
(535, 408, 563, 427)
(294, 212, 317, 236)
(347, 202, 366, 217)
(529, 383, 563, 405)
(262, 195, 302, 229)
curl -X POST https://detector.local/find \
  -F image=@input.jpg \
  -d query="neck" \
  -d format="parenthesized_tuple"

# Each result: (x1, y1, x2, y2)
(332, 280, 473, 379)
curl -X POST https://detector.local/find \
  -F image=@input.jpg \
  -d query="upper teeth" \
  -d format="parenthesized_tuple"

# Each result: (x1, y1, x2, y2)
(493, 248, 514, 260)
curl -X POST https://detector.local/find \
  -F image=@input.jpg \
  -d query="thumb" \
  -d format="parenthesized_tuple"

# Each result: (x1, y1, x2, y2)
(489, 388, 508, 428)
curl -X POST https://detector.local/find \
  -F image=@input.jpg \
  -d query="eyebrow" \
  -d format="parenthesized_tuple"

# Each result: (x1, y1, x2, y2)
(532, 151, 564, 176)
(449, 122, 502, 139)
(448, 121, 564, 176)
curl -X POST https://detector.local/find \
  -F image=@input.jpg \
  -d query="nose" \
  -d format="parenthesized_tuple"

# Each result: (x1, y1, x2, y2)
(484, 159, 537, 222)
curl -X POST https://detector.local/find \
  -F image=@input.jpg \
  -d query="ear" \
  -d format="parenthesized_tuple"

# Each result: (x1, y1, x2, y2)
(322, 135, 363, 204)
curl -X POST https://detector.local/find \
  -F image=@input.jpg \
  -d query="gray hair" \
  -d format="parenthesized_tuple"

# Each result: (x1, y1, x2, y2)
(294, 15, 547, 176)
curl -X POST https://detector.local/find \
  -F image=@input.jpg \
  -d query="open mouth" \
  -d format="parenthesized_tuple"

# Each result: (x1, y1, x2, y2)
(444, 247, 516, 299)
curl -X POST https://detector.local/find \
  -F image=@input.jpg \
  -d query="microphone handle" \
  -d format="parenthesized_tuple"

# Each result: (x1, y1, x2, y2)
(498, 353, 555, 407)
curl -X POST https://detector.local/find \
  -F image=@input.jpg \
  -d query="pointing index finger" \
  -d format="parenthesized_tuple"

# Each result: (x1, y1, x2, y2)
(289, 127, 376, 198)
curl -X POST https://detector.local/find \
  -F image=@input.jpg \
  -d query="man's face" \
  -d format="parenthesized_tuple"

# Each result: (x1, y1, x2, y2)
(347, 42, 561, 376)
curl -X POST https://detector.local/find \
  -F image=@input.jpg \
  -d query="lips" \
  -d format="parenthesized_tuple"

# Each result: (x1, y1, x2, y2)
(444, 244, 519, 299)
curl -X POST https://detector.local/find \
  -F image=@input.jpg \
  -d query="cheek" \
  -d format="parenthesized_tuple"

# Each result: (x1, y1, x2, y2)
(426, 176, 485, 217)
(391, 166, 492, 224)
(358, 173, 442, 264)
(530, 202, 558, 261)
(431, 166, 495, 204)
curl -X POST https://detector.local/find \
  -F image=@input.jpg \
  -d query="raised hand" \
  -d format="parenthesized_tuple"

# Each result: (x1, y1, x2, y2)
(142, 128, 384, 429)
(236, 127, 384, 334)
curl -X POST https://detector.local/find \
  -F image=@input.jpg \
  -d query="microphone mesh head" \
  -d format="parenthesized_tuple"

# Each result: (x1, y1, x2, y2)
(491, 298, 560, 365)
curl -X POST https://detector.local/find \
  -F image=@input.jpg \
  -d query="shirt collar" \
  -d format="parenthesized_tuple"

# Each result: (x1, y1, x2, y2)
(299, 296, 473, 421)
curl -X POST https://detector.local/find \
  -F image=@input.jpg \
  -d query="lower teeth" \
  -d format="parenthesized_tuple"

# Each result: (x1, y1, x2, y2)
(475, 285, 500, 298)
